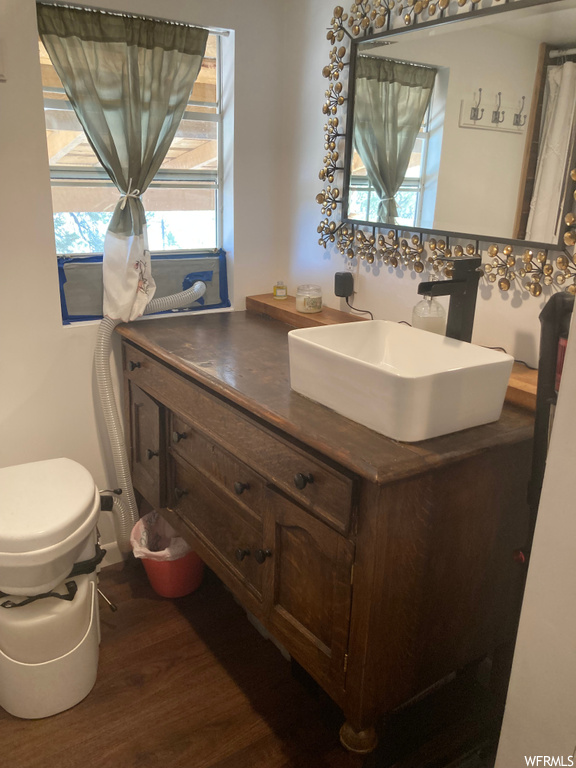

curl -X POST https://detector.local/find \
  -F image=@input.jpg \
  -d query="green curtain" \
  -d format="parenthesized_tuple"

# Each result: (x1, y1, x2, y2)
(353, 55, 436, 223)
(37, 3, 208, 321)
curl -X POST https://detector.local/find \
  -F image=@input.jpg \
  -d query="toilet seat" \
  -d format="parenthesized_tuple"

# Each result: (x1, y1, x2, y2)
(0, 458, 98, 553)
(0, 458, 100, 595)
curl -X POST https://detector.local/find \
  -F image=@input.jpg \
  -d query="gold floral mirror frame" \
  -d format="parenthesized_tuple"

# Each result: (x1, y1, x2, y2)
(316, 0, 576, 298)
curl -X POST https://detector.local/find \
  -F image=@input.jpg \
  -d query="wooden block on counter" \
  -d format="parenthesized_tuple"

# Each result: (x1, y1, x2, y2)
(246, 293, 365, 329)
(506, 362, 538, 412)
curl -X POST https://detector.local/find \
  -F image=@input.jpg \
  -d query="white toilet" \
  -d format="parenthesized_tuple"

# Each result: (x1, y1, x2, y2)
(0, 458, 102, 719)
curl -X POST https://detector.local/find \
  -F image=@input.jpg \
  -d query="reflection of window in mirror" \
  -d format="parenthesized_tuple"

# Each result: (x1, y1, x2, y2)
(348, 68, 448, 228)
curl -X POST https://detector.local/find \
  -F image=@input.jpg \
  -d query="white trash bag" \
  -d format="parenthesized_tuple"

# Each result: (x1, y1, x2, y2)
(130, 511, 191, 562)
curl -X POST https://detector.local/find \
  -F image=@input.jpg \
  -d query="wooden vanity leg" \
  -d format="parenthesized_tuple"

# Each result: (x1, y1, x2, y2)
(339, 720, 378, 754)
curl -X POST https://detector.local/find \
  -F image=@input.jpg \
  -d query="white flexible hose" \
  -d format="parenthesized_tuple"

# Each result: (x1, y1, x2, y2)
(111, 494, 132, 551)
(144, 283, 206, 315)
(95, 281, 207, 553)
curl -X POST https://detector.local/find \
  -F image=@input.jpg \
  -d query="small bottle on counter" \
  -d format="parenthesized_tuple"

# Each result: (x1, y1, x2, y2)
(273, 280, 287, 300)
(296, 284, 323, 314)
(411, 295, 446, 335)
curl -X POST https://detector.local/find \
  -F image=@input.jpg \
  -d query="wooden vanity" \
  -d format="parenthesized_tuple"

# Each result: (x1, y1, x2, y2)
(117, 310, 534, 753)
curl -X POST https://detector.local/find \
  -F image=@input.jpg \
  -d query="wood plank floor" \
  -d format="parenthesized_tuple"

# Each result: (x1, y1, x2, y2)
(0, 561, 503, 768)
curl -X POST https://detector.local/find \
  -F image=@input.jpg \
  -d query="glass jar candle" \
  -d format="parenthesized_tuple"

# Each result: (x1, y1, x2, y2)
(296, 284, 322, 314)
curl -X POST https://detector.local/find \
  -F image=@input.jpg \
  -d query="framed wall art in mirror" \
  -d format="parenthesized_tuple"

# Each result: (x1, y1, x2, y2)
(317, 0, 576, 298)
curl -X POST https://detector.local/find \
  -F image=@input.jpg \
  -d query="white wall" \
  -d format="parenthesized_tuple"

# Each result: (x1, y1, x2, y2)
(0, 0, 285, 554)
(283, 0, 552, 369)
(495, 309, 576, 766)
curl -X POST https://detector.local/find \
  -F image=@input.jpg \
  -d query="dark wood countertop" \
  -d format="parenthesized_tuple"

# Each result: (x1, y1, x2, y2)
(117, 312, 534, 485)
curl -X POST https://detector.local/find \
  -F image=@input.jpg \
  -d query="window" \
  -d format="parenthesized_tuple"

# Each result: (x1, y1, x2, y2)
(348, 106, 431, 228)
(39, 33, 222, 255)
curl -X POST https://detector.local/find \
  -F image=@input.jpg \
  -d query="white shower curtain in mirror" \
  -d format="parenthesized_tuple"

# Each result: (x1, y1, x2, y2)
(353, 56, 436, 223)
(37, 4, 208, 321)
(526, 62, 576, 244)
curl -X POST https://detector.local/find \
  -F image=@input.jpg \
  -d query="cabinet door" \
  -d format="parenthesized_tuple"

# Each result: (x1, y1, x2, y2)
(129, 382, 165, 509)
(262, 487, 354, 700)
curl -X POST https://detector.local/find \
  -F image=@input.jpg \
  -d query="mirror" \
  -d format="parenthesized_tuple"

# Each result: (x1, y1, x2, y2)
(343, 0, 576, 249)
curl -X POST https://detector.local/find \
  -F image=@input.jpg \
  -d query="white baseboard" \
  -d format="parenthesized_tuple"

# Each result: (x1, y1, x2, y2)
(100, 540, 124, 567)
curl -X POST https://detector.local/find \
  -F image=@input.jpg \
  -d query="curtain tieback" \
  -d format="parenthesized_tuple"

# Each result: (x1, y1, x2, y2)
(119, 178, 141, 210)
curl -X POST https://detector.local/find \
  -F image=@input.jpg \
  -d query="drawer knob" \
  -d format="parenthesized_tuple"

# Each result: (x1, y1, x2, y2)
(172, 431, 188, 443)
(254, 549, 272, 564)
(146, 448, 159, 460)
(128, 360, 141, 371)
(235, 548, 251, 562)
(294, 472, 314, 490)
(234, 481, 250, 495)
(174, 487, 188, 500)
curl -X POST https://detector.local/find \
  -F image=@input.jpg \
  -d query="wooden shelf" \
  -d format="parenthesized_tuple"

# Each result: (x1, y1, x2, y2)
(507, 362, 538, 412)
(246, 294, 538, 412)
(245, 293, 365, 329)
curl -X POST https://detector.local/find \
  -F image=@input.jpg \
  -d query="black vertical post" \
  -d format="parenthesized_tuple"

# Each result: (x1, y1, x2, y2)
(528, 293, 574, 543)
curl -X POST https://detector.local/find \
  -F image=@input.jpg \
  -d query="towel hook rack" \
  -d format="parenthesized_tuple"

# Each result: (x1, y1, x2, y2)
(470, 88, 484, 121)
(492, 92, 505, 124)
(513, 96, 527, 127)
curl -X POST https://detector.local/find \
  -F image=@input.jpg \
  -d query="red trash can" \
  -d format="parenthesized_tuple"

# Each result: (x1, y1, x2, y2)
(141, 550, 204, 598)
(130, 512, 204, 598)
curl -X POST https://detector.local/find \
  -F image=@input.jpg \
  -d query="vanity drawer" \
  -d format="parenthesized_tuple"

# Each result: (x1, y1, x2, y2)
(170, 415, 267, 522)
(123, 342, 355, 534)
(255, 437, 354, 534)
(168, 457, 265, 602)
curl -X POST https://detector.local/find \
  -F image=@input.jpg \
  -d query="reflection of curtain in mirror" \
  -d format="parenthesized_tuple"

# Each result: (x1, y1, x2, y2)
(353, 56, 436, 223)
(526, 62, 576, 244)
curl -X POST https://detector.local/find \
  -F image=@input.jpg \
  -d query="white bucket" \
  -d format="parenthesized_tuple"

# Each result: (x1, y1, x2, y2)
(0, 573, 100, 718)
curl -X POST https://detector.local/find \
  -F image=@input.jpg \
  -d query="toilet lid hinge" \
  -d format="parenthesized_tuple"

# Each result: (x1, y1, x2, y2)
(1, 580, 78, 609)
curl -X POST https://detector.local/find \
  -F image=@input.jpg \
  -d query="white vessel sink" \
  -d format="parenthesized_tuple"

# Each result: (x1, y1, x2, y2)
(288, 320, 514, 443)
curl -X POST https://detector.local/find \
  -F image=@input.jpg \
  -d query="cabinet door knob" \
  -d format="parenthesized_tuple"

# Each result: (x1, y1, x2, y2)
(294, 472, 314, 490)
(254, 549, 272, 564)
(146, 448, 159, 460)
(235, 548, 251, 562)
(128, 360, 141, 371)
(234, 481, 250, 495)
(172, 431, 187, 443)
(174, 487, 188, 500)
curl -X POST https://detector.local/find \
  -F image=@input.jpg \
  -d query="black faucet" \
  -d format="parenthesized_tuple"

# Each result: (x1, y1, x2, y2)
(417, 255, 482, 343)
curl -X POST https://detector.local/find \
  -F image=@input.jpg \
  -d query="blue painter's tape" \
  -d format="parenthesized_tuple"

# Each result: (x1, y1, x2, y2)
(216, 249, 231, 309)
(57, 258, 71, 325)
